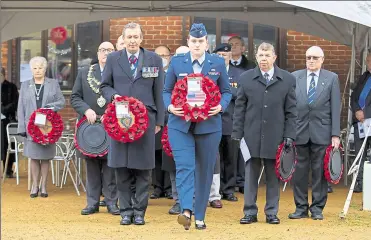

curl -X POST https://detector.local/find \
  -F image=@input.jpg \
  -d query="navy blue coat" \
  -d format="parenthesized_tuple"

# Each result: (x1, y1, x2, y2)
(221, 65, 245, 135)
(163, 52, 232, 135)
(100, 48, 165, 169)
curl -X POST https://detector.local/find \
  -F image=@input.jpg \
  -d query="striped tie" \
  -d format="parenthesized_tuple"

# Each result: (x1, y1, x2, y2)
(264, 73, 270, 84)
(129, 55, 138, 77)
(308, 73, 316, 104)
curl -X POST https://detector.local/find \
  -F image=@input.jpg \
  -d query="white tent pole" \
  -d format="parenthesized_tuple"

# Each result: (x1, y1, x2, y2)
(362, 32, 369, 73)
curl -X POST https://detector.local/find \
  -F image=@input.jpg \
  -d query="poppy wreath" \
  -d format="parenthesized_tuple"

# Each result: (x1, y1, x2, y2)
(275, 142, 298, 182)
(102, 96, 149, 143)
(161, 126, 173, 157)
(27, 108, 64, 145)
(171, 73, 221, 122)
(74, 116, 108, 158)
(323, 145, 344, 184)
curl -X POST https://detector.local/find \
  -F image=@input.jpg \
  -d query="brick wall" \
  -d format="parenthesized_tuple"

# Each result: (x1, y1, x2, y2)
(1, 42, 8, 69)
(286, 30, 353, 128)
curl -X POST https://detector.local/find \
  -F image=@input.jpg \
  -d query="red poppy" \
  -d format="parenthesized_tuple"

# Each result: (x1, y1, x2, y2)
(102, 96, 149, 143)
(161, 126, 173, 157)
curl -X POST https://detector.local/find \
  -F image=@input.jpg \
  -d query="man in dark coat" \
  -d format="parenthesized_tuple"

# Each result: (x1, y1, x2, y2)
(71, 42, 119, 216)
(350, 51, 371, 193)
(289, 46, 340, 221)
(1, 67, 19, 178)
(232, 42, 297, 225)
(228, 35, 256, 193)
(100, 22, 165, 226)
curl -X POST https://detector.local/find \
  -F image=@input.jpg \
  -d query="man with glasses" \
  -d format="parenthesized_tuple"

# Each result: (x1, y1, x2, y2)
(289, 46, 340, 221)
(232, 42, 297, 225)
(100, 22, 165, 226)
(71, 41, 119, 216)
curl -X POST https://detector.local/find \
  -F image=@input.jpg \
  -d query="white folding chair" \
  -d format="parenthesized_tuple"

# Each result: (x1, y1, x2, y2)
(2, 123, 25, 185)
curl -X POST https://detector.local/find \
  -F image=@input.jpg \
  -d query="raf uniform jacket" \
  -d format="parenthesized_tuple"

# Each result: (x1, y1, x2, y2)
(71, 64, 107, 118)
(350, 70, 371, 124)
(100, 47, 165, 170)
(293, 69, 341, 145)
(232, 66, 297, 159)
(163, 52, 232, 135)
(222, 65, 245, 135)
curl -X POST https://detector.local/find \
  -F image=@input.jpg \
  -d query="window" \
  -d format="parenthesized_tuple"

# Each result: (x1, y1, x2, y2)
(253, 24, 277, 55)
(193, 17, 217, 52)
(19, 32, 42, 85)
(46, 25, 73, 90)
(76, 21, 102, 71)
(221, 19, 249, 56)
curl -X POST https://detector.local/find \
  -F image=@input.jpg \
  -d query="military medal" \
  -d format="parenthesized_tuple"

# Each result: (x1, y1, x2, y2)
(87, 64, 105, 108)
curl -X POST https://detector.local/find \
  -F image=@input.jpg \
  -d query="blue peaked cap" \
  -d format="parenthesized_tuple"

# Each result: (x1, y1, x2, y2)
(189, 23, 207, 38)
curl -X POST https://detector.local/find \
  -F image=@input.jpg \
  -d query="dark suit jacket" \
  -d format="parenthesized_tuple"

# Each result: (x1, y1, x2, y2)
(232, 66, 297, 159)
(350, 70, 371, 124)
(230, 54, 256, 71)
(71, 64, 107, 117)
(1, 80, 19, 121)
(100, 47, 165, 169)
(292, 69, 341, 145)
(221, 65, 245, 135)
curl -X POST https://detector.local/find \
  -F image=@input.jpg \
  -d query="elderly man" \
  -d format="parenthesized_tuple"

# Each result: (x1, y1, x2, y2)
(71, 42, 119, 216)
(163, 23, 231, 230)
(289, 46, 340, 221)
(232, 42, 297, 225)
(116, 36, 125, 51)
(100, 22, 165, 226)
(350, 51, 371, 193)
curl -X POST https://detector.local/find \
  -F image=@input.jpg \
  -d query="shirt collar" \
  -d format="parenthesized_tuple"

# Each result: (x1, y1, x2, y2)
(99, 64, 105, 73)
(226, 65, 229, 72)
(307, 69, 320, 77)
(261, 67, 274, 78)
(126, 49, 140, 60)
(190, 52, 206, 65)
(232, 56, 242, 65)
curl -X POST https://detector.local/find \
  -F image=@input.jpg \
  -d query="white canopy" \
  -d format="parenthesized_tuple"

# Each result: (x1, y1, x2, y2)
(1, 1, 371, 51)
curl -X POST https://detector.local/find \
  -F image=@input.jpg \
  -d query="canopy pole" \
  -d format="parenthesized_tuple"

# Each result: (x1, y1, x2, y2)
(344, 24, 357, 186)
(362, 31, 369, 73)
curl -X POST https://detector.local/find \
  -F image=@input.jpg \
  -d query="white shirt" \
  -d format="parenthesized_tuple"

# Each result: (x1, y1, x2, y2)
(126, 50, 140, 78)
(226, 64, 230, 73)
(307, 69, 320, 94)
(261, 68, 275, 81)
(99, 65, 104, 77)
(190, 53, 206, 74)
(231, 56, 242, 66)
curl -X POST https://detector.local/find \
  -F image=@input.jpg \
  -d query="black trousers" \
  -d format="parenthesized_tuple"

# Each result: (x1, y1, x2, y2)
(219, 135, 237, 194)
(152, 149, 171, 194)
(293, 142, 328, 214)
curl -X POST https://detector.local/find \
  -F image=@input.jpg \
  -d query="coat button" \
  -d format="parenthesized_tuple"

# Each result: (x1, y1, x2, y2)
(264, 105, 267, 108)
(261, 135, 264, 139)
(263, 120, 267, 123)
(265, 90, 268, 93)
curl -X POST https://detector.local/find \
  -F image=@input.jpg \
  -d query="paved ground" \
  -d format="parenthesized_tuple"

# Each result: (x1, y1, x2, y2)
(1, 165, 371, 240)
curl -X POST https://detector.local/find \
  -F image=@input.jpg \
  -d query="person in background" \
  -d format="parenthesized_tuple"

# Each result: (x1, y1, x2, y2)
(116, 35, 125, 51)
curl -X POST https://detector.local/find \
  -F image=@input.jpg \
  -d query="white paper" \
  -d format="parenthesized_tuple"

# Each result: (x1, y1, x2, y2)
(1, 113, 6, 120)
(240, 138, 251, 163)
(358, 122, 365, 139)
(362, 118, 371, 137)
(35, 113, 47, 126)
(187, 77, 202, 92)
(115, 102, 129, 118)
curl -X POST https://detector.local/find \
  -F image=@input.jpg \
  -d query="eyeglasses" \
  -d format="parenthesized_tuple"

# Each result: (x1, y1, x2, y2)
(306, 56, 323, 60)
(98, 48, 114, 53)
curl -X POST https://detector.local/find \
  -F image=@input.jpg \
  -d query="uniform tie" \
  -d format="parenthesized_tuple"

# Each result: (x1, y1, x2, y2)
(233, 61, 238, 66)
(192, 60, 203, 67)
(308, 72, 316, 104)
(129, 55, 138, 77)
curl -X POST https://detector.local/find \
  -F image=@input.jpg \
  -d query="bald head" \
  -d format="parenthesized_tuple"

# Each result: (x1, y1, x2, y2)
(306, 46, 324, 72)
(116, 36, 125, 51)
(97, 41, 115, 66)
(175, 46, 190, 55)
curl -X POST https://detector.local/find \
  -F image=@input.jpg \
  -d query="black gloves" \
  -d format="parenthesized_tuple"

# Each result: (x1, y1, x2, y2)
(283, 138, 294, 150)
(18, 132, 27, 137)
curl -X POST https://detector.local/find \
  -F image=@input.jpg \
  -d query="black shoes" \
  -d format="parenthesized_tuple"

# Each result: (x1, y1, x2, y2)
(99, 200, 107, 207)
(311, 213, 324, 220)
(120, 215, 145, 225)
(288, 211, 309, 219)
(133, 215, 145, 225)
(222, 193, 238, 202)
(195, 221, 206, 230)
(107, 205, 120, 215)
(328, 185, 333, 193)
(354, 182, 363, 193)
(266, 215, 280, 224)
(30, 187, 39, 198)
(120, 215, 132, 225)
(81, 205, 99, 215)
(240, 215, 258, 224)
(169, 203, 181, 215)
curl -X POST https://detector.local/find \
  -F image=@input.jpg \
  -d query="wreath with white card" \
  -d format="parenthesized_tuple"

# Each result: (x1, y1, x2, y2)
(102, 96, 149, 143)
(171, 73, 221, 122)
(27, 109, 64, 145)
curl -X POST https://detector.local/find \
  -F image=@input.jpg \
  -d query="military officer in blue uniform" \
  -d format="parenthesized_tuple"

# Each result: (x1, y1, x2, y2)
(100, 22, 165, 226)
(212, 43, 244, 202)
(163, 23, 232, 230)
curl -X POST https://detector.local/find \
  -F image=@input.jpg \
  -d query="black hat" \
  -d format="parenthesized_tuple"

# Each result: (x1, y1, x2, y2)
(189, 23, 207, 38)
(213, 43, 231, 53)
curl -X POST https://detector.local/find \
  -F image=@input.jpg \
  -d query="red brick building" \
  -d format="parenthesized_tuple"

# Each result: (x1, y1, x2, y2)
(1, 16, 353, 127)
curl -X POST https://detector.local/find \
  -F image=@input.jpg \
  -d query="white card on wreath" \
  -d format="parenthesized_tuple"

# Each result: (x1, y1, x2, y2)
(187, 77, 202, 92)
(115, 101, 129, 118)
(186, 77, 206, 107)
(35, 113, 47, 126)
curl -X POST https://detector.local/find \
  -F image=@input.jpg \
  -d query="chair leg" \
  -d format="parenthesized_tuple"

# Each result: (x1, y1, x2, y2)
(28, 158, 31, 191)
(2, 151, 10, 183)
(15, 151, 19, 185)
(50, 160, 55, 185)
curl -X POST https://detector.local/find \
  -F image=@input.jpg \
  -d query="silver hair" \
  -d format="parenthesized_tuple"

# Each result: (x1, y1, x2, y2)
(257, 42, 275, 55)
(306, 46, 324, 57)
(122, 22, 143, 38)
(29, 56, 48, 71)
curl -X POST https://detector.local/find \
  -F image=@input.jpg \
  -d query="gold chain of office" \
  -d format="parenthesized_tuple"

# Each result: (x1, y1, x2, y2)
(87, 64, 100, 94)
